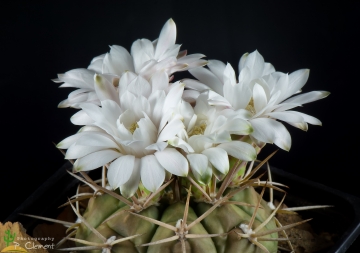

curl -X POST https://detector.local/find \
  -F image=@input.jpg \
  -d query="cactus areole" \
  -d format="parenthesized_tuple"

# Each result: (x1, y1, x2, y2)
(51, 19, 329, 252)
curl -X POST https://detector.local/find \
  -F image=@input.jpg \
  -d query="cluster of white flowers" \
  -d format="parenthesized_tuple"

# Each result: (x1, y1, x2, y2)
(55, 19, 329, 198)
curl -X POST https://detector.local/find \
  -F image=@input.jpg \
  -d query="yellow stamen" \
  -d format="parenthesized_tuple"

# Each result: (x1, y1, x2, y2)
(189, 123, 206, 137)
(129, 122, 139, 134)
(245, 98, 256, 115)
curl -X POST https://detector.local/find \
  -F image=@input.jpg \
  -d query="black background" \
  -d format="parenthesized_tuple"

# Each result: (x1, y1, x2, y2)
(1, 0, 360, 251)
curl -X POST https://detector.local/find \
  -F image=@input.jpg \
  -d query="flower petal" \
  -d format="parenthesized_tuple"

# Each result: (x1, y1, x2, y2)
(163, 81, 185, 113)
(284, 91, 330, 105)
(189, 67, 223, 95)
(154, 19, 176, 60)
(217, 141, 257, 161)
(290, 111, 322, 125)
(108, 155, 135, 189)
(266, 111, 305, 123)
(154, 148, 189, 177)
(253, 83, 268, 113)
(70, 110, 95, 125)
(120, 158, 141, 198)
(157, 118, 184, 142)
(285, 69, 310, 98)
(250, 118, 291, 151)
(73, 149, 121, 172)
(102, 45, 134, 75)
(150, 70, 169, 93)
(65, 144, 106, 159)
(140, 155, 165, 192)
(187, 154, 209, 176)
(202, 147, 229, 174)
(94, 74, 120, 104)
(131, 38, 154, 73)
(207, 60, 226, 82)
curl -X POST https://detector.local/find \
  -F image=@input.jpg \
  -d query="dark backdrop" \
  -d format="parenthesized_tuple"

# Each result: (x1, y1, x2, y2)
(1, 0, 360, 250)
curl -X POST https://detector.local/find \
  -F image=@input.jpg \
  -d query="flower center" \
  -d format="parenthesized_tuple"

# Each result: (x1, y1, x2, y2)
(245, 98, 256, 115)
(189, 123, 207, 137)
(129, 122, 139, 134)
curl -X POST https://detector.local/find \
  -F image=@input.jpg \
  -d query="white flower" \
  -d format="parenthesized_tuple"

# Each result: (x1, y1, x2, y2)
(186, 50, 330, 150)
(169, 94, 257, 185)
(57, 80, 189, 197)
(54, 19, 207, 108)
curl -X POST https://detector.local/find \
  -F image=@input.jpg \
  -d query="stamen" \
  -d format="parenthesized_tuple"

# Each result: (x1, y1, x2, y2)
(245, 98, 256, 115)
(189, 123, 206, 137)
(129, 122, 139, 134)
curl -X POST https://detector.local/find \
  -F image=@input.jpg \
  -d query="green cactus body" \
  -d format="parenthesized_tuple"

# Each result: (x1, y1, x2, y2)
(147, 202, 217, 253)
(196, 187, 278, 253)
(75, 186, 277, 253)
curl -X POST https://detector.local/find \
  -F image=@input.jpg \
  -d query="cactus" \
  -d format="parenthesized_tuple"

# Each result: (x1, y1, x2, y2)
(23, 18, 330, 253)
(4, 230, 16, 247)
(36, 152, 312, 253)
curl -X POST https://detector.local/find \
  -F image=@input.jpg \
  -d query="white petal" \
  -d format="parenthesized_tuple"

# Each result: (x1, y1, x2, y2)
(127, 75, 151, 98)
(163, 81, 185, 113)
(189, 67, 224, 95)
(155, 19, 176, 60)
(217, 141, 257, 161)
(263, 62, 275, 76)
(238, 52, 249, 72)
(131, 39, 154, 73)
(207, 60, 226, 82)
(253, 83, 268, 113)
(155, 148, 189, 176)
(182, 78, 211, 91)
(290, 111, 322, 125)
(66, 144, 106, 159)
(284, 91, 330, 105)
(187, 154, 209, 176)
(223, 63, 237, 86)
(88, 54, 105, 73)
(272, 121, 292, 151)
(157, 118, 184, 142)
(145, 142, 168, 152)
(140, 155, 165, 192)
(57, 69, 95, 89)
(243, 50, 265, 79)
(160, 44, 181, 61)
(102, 46, 134, 75)
(118, 71, 138, 98)
(73, 149, 121, 172)
(207, 90, 232, 107)
(168, 137, 195, 153)
(272, 103, 302, 112)
(191, 164, 212, 185)
(79, 103, 103, 122)
(101, 100, 122, 123)
(266, 111, 305, 123)
(202, 147, 229, 174)
(120, 158, 141, 198)
(108, 155, 135, 189)
(203, 131, 232, 143)
(94, 74, 120, 104)
(251, 118, 291, 151)
(150, 71, 169, 93)
(182, 90, 200, 103)
(70, 110, 95, 125)
(57, 132, 88, 149)
(133, 95, 151, 119)
(285, 69, 310, 98)
(75, 131, 119, 149)
(120, 91, 136, 111)
(223, 63, 238, 106)
(148, 90, 166, 127)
